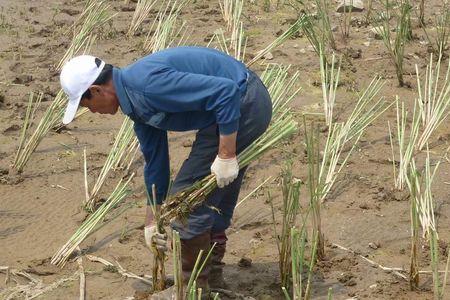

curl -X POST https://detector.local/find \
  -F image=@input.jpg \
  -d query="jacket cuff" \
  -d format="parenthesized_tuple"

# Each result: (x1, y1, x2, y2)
(218, 120, 239, 135)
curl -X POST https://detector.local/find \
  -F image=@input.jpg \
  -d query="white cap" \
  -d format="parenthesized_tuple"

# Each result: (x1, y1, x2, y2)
(60, 55, 105, 124)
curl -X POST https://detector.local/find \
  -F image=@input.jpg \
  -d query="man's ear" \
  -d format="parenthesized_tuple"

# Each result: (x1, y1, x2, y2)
(90, 85, 102, 97)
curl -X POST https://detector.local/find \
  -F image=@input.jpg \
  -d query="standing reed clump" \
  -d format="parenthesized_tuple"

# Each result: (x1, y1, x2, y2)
(281, 226, 318, 300)
(219, 0, 243, 32)
(12, 91, 66, 173)
(421, 2, 450, 59)
(304, 121, 325, 260)
(12, 2, 115, 174)
(85, 117, 138, 211)
(273, 162, 301, 289)
(314, 0, 335, 49)
(406, 149, 445, 295)
(127, 0, 157, 36)
(57, 0, 115, 70)
(303, 74, 389, 259)
(51, 174, 135, 267)
(143, 0, 190, 53)
(210, 0, 246, 62)
(376, 0, 412, 87)
(338, 0, 352, 40)
(12, 92, 43, 172)
(389, 54, 450, 190)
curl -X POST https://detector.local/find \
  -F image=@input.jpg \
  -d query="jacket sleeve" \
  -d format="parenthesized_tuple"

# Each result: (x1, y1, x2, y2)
(144, 67, 242, 135)
(133, 121, 170, 205)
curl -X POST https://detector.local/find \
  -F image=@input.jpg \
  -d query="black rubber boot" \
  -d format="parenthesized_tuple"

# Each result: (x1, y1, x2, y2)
(209, 231, 228, 289)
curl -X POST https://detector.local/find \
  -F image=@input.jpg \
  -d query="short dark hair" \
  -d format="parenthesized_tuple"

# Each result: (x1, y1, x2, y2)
(81, 58, 114, 100)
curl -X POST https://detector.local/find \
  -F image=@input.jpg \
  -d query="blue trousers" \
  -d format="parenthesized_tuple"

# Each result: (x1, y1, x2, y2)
(170, 71, 272, 240)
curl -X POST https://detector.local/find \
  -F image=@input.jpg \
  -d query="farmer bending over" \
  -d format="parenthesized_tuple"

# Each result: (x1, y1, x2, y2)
(60, 46, 272, 299)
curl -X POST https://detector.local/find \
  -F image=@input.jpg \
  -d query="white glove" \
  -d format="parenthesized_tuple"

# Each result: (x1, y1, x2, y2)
(144, 225, 168, 253)
(211, 156, 239, 188)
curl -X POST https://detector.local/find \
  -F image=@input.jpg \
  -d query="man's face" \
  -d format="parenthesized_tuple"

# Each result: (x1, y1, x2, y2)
(79, 85, 119, 115)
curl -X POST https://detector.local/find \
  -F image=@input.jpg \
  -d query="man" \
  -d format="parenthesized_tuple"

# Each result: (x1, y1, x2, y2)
(60, 46, 272, 299)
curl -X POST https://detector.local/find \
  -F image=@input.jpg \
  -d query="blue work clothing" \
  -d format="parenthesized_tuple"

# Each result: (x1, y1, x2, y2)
(170, 70, 272, 239)
(113, 46, 249, 203)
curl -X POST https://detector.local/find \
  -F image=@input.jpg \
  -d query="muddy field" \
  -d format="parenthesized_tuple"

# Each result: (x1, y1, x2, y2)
(1, 0, 450, 299)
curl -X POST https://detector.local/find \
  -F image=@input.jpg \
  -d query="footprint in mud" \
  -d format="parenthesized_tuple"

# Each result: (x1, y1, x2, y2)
(0, 224, 27, 239)
(337, 271, 357, 286)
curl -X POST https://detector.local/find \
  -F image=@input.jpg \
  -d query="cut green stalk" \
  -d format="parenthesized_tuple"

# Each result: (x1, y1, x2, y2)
(150, 185, 166, 292)
(172, 230, 183, 299)
(127, 0, 158, 36)
(389, 98, 421, 190)
(406, 159, 421, 289)
(319, 49, 340, 127)
(186, 243, 215, 299)
(51, 174, 134, 267)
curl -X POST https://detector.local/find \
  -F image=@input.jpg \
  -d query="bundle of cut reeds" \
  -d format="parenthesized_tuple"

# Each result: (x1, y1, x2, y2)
(51, 174, 134, 267)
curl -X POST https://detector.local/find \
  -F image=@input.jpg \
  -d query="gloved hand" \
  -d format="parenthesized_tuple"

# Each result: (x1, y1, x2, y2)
(211, 155, 239, 188)
(144, 225, 168, 253)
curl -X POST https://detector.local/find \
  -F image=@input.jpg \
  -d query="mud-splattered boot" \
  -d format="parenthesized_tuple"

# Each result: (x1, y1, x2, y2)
(209, 231, 228, 289)
(151, 232, 211, 300)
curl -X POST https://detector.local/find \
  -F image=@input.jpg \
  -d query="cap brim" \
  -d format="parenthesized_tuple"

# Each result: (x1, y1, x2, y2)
(62, 95, 82, 124)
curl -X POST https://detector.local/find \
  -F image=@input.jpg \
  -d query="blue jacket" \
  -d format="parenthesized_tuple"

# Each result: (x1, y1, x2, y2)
(113, 46, 249, 203)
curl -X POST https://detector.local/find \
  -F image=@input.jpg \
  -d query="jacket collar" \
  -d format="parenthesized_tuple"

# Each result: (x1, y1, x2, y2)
(113, 67, 133, 116)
